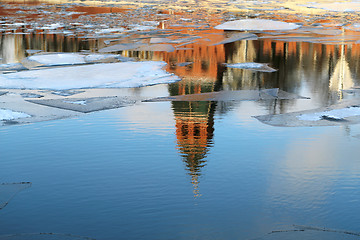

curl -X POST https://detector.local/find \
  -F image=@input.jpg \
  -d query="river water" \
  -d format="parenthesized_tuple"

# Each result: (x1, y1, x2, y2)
(1, 2, 360, 239)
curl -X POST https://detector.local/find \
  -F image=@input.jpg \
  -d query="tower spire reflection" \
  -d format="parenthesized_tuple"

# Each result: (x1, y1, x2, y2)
(169, 82, 217, 198)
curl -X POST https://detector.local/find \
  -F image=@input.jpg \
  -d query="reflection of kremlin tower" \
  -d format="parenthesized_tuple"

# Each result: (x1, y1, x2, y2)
(169, 83, 216, 198)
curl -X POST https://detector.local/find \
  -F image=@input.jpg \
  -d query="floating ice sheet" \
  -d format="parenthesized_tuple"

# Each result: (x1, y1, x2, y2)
(224, 62, 277, 72)
(135, 44, 175, 52)
(27, 96, 137, 113)
(215, 19, 301, 31)
(0, 108, 31, 121)
(28, 53, 86, 66)
(0, 61, 180, 90)
(306, 2, 360, 12)
(211, 32, 258, 45)
(24, 53, 123, 67)
(255, 101, 360, 127)
(98, 43, 146, 53)
(0, 63, 27, 72)
(0, 182, 31, 210)
(145, 88, 308, 102)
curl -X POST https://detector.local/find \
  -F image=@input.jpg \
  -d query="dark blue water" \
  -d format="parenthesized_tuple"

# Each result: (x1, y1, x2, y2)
(1, 98, 360, 239)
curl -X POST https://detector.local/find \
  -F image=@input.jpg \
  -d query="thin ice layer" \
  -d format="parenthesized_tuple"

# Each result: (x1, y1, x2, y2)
(254, 101, 360, 127)
(297, 107, 360, 121)
(215, 19, 301, 31)
(0, 61, 180, 90)
(0, 182, 31, 210)
(28, 53, 86, 66)
(224, 62, 277, 72)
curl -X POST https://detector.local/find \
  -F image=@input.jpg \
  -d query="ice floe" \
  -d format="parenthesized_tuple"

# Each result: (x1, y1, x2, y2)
(0, 63, 27, 72)
(28, 96, 136, 113)
(211, 32, 258, 45)
(215, 19, 301, 31)
(0, 61, 180, 90)
(23, 53, 125, 67)
(255, 100, 360, 127)
(306, 2, 360, 12)
(0, 109, 31, 121)
(224, 62, 277, 72)
(145, 88, 307, 102)
(27, 53, 86, 66)
(297, 107, 360, 121)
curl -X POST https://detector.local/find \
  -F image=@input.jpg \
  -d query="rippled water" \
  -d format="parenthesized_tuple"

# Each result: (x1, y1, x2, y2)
(1, 4, 360, 239)
(1, 99, 360, 239)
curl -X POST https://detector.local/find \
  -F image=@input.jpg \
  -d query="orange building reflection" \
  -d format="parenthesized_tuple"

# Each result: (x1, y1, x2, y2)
(171, 100, 216, 198)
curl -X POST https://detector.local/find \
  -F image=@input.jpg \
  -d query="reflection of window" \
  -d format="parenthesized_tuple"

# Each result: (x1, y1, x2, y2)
(181, 124, 188, 137)
(194, 124, 201, 137)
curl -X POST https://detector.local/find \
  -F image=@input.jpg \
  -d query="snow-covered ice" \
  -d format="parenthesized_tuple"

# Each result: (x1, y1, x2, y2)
(28, 53, 86, 66)
(0, 108, 31, 121)
(0, 61, 180, 90)
(224, 62, 277, 72)
(297, 107, 360, 121)
(215, 19, 301, 31)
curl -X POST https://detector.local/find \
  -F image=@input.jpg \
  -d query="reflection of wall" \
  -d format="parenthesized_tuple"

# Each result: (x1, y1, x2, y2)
(223, 39, 360, 114)
(0, 35, 25, 63)
(172, 101, 215, 197)
(0, 34, 97, 64)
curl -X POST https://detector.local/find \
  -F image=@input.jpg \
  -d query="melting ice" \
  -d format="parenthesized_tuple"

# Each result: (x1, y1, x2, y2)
(0, 61, 180, 90)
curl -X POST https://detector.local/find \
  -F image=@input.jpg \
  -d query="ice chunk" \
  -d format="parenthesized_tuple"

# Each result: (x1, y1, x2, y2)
(0, 63, 27, 72)
(94, 27, 126, 34)
(224, 62, 277, 72)
(297, 107, 360, 121)
(136, 44, 175, 52)
(63, 100, 87, 105)
(0, 182, 31, 210)
(255, 101, 360, 127)
(215, 19, 301, 31)
(50, 90, 85, 96)
(84, 54, 119, 63)
(27, 53, 86, 66)
(307, 2, 360, 12)
(0, 61, 180, 89)
(20, 93, 43, 98)
(28, 97, 136, 113)
(211, 32, 258, 45)
(0, 109, 31, 121)
(26, 49, 42, 55)
(98, 43, 146, 53)
(0, 91, 8, 96)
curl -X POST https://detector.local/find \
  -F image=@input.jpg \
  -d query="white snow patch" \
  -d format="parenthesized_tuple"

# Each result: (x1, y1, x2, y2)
(297, 107, 360, 121)
(0, 61, 180, 90)
(63, 100, 87, 105)
(215, 19, 301, 31)
(84, 54, 118, 62)
(225, 62, 277, 72)
(28, 53, 86, 66)
(94, 27, 126, 34)
(0, 109, 31, 120)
